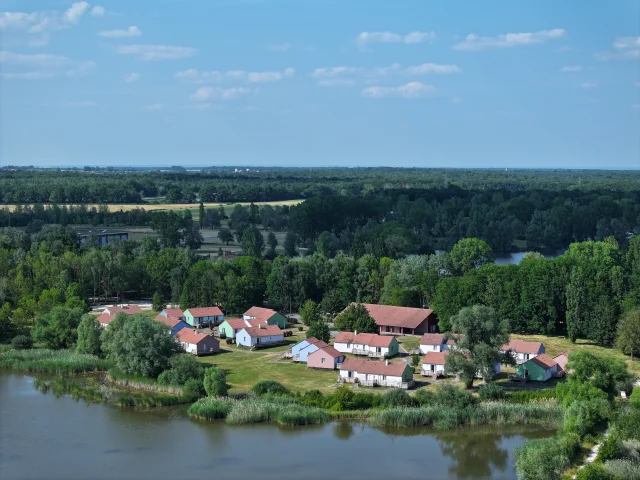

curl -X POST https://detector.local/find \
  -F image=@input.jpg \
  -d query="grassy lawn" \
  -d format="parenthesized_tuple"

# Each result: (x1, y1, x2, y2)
(198, 349, 338, 393)
(396, 336, 422, 353)
(511, 333, 640, 375)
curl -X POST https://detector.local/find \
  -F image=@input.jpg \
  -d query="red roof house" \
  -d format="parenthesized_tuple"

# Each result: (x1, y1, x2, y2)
(97, 305, 142, 327)
(342, 303, 438, 336)
(176, 329, 220, 356)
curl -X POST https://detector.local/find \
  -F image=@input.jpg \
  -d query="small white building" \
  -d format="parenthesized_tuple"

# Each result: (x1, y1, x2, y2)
(175, 329, 220, 356)
(97, 305, 142, 328)
(236, 324, 284, 348)
(333, 332, 399, 358)
(421, 351, 448, 377)
(339, 358, 414, 389)
(500, 339, 545, 364)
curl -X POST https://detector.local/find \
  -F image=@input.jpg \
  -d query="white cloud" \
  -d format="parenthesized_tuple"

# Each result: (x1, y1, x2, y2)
(91, 6, 105, 17)
(124, 72, 140, 83)
(580, 82, 597, 89)
(362, 82, 435, 99)
(610, 36, 640, 59)
(64, 2, 89, 24)
(189, 86, 251, 101)
(117, 44, 196, 61)
(404, 63, 461, 75)
(356, 31, 436, 48)
(0, 51, 74, 68)
(99, 26, 141, 38)
(311, 66, 362, 79)
(67, 100, 97, 108)
(312, 62, 460, 86)
(317, 79, 356, 87)
(143, 103, 164, 111)
(176, 67, 294, 83)
(0, 50, 94, 78)
(453, 28, 565, 51)
(560, 65, 584, 73)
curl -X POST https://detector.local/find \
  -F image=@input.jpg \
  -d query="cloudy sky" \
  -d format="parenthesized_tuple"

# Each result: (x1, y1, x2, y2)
(1, 0, 639, 168)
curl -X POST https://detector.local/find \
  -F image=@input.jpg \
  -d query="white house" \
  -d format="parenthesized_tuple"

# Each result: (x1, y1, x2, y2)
(500, 339, 546, 364)
(339, 358, 414, 389)
(236, 324, 284, 348)
(97, 305, 142, 328)
(333, 332, 399, 358)
(421, 351, 448, 377)
(419, 333, 446, 354)
(176, 329, 220, 356)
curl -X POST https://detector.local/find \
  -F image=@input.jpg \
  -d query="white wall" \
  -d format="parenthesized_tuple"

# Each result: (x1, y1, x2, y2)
(181, 342, 197, 355)
(237, 332, 284, 347)
(421, 363, 446, 375)
(419, 343, 444, 354)
(334, 342, 352, 354)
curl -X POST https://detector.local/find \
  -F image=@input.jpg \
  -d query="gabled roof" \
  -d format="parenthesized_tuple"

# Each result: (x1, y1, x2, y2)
(352, 303, 434, 329)
(244, 306, 278, 318)
(422, 351, 448, 365)
(155, 314, 185, 328)
(98, 305, 142, 325)
(309, 346, 343, 359)
(529, 354, 557, 370)
(501, 339, 544, 355)
(340, 358, 410, 376)
(420, 333, 446, 346)
(241, 324, 283, 338)
(185, 307, 224, 318)
(224, 317, 255, 329)
(176, 329, 218, 345)
(334, 332, 394, 348)
(161, 308, 184, 318)
(553, 351, 570, 372)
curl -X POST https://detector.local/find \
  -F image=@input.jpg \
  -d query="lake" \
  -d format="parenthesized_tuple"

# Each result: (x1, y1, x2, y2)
(494, 250, 566, 266)
(0, 373, 552, 480)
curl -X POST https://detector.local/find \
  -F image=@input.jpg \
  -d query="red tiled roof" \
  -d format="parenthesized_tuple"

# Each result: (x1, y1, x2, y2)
(340, 358, 410, 376)
(553, 351, 570, 372)
(244, 306, 278, 318)
(353, 303, 434, 329)
(335, 332, 356, 344)
(306, 337, 323, 345)
(155, 315, 183, 328)
(501, 339, 544, 355)
(241, 324, 283, 338)
(310, 340, 329, 349)
(311, 346, 343, 358)
(529, 354, 557, 370)
(162, 308, 184, 318)
(420, 333, 445, 345)
(98, 305, 142, 325)
(422, 351, 448, 365)
(225, 317, 255, 329)
(186, 307, 224, 318)
(176, 329, 218, 346)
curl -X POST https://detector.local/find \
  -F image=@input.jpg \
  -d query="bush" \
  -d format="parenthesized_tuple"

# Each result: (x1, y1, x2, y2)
(515, 437, 570, 480)
(507, 389, 556, 404)
(12, 335, 33, 350)
(252, 380, 289, 397)
(157, 355, 205, 386)
(618, 406, 640, 440)
(433, 384, 476, 409)
(188, 397, 236, 420)
(604, 459, 640, 479)
(204, 367, 229, 397)
(557, 432, 581, 462)
(478, 383, 506, 402)
(324, 385, 354, 411)
(575, 463, 612, 480)
(0, 348, 107, 373)
(297, 326, 303, 331)
(298, 389, 325, 407)
(631, 389, 640, 407)
(598, 432, 623, 462)
(183, 378, 206, 398)
(381, 389, 417, 408)
(351, 391, 382, 410)
(413, 389, 435, 406)
(564, 399, 611, 438)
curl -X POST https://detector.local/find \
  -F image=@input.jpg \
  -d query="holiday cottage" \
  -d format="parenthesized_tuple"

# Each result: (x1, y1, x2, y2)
(340, 304, 438, 336)
(184, 307, 224, 328)
(339, 358, 414, 389)
(501, 339, 546, 364)
(154, 314, 190, 336)
(243, 307, 288, 329)
(307, 346, 344, 370)
(236, 324, 284, 348)
(515, 354, 561, 382)
(176, 329, 220, 356)
(333, 332, 399, 358)
(97, 305, 143, 328)
(290, 337, 329, 363)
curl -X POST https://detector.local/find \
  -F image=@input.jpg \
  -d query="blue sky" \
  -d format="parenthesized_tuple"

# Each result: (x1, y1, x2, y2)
(1, 0, 639, 168)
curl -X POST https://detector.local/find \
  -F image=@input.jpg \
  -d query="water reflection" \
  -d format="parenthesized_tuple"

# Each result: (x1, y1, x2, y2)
(436, 430, 508, 479)
(333, 422, 355, 440)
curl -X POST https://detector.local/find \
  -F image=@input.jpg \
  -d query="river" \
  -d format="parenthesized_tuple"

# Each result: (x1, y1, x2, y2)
(0, 374, 552, 480)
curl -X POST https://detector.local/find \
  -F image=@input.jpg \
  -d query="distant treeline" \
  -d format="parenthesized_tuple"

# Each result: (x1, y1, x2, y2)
(2, 168, 640, 204)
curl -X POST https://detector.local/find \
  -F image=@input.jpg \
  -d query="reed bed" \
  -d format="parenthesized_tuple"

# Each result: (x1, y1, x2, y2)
(0, 349, 108, 373)
(33, 377, 104, 403)
(188, 397, 237, 420)
(370, 401, 563, 429)
(116, 391, 194, 407)
(107, 369, 185, 395)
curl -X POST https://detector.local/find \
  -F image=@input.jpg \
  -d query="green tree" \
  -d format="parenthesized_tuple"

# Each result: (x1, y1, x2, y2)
(444, 305, 512, 389)
(241, 226, 264, 258)
(306, 321, 330, 343)
(198, 202, 205, 229)
(157, 354, 205, 386)
(449, 238, 494, 275)
(150, 211, 185, 248)
(204, 366, 229, 396)
(152, 293, 166, 312)
(299, 299, 322, 326)
(218, 227, 233, 245)
(76, 314, 102, 356)
(101, 314, 181, 377)
(32, 306, 83, 349)
(183, 220, 203, 250)
(283, 232, 298, 257)
(267, 232, 278, 251)
(0, 302, 15, 342)
(617, 308, 640, 361)
(333, 303, 377, 333)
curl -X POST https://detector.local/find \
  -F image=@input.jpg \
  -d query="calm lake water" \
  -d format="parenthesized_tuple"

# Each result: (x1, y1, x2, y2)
(0, 374, 553, 480)
(493, 250, 565, 266)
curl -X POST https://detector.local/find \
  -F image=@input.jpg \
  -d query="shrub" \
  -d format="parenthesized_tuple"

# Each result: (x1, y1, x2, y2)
(0, 348, 107, 373)
(188, 397, 235, 420)
(297, 326, 304, 331)
(604, 459, 640, 479)
(433, 384, 476, 409)
(351, 391, 382, 410)
(204, 367, 229, 397)
(157, 355, 205, 386)
(478, 383, 505, 402)
(183, 378, 206, 398)
(575, 463, 612, 480)
(556, 432, 581, 462)
(621, 439, 640, 461)
(381, 389, 417, 408)
(564, 399, 611, 438)
(598, 432, 622, 462)
(411, 355, 421, 367)
(252, 380, 289, 397)
(76, 314, 102, 356)
(631, 389, 640, 407)
(324, 385, 354, 411)
(618, 406, 640, 440)
(507, 389, 556, 404)
(12, 335, 33, 350)
(515, 437, 570, 480)
(413, 389, 435, 406)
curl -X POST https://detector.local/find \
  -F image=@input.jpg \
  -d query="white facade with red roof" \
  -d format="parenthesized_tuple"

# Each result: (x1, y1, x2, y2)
(421, 351, 448, 377)
(242, 307, 288, 329)
(339, 358, 414, 388)
(500, 339, 546, 364)
(333, 331, 399, 358)
(97, 305, 142, 328)
(236, 324, 284, 348)
(184, 307, 225, 327)
(176, 329, 220, 356)
(341, 303, 438, 336)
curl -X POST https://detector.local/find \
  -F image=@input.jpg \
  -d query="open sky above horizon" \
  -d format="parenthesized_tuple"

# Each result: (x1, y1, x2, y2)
(1, 0, 639, 169)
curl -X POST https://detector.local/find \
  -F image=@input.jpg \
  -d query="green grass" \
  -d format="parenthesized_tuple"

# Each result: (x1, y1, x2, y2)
(396, 336, 422, 353)
(189, 397, 237, 419)
(198, 349, 338, 393)
(0, 349, 108, 373)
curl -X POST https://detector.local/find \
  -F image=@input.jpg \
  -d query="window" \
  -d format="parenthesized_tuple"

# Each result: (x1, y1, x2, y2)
(321, 358, 326, 364)
(382, 375, 386, 380)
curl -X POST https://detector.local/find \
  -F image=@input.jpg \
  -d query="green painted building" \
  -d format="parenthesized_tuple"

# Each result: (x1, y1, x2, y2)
(243, 307, 288, 329)
(515, 354, 559, 382)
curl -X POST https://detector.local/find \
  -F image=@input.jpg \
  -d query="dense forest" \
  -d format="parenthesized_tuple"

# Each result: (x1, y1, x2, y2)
(2, 167, 640, 204)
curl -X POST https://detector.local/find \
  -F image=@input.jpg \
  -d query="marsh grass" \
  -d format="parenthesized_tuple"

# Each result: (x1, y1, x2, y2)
(33, 377, 104, 403)
(0, 349, 108, 373)
(188, 397, 237, 420)
(107, 369, 185, 395)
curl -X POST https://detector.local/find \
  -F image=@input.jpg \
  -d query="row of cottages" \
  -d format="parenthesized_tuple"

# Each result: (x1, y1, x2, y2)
(242, 307, 288, 329)
(500, 339, 546, 364)
(175, 329, 220, 356)
(339, 358, 414, 389)
(515, 352, 568, 381)
(419, 333, 456, 353)
(333, 332, 399, 359)
(354, 304, 439, 336)
(291, 337, 329, 362)
(97, 305, 143, 328)
(154, 314, 190, 336)
(421, 351, 501, 378)
(236, 324, 285, 349)
(184, 307, 225, 328)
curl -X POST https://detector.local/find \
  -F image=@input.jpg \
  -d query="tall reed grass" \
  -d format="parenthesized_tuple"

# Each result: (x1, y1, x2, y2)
(188, 397, 237, 420)
(0, 349, 108, 373)
(107, 369, 184, 395)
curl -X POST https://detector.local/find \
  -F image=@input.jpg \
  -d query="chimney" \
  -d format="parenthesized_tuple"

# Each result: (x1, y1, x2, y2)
(385, 360, 389, 366)
(354, 330, 358, 336)
(259, 324, 263, 329)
